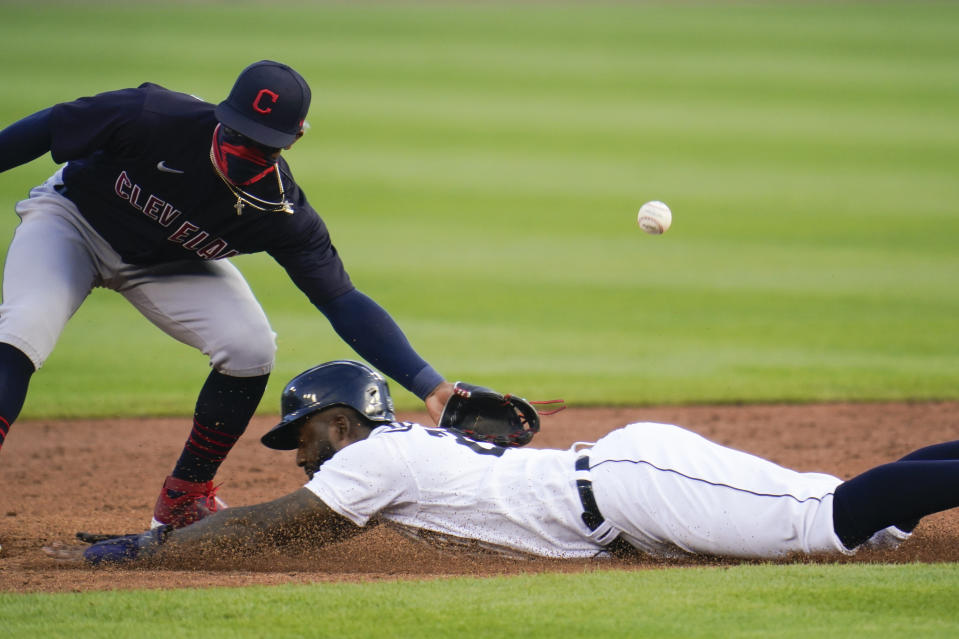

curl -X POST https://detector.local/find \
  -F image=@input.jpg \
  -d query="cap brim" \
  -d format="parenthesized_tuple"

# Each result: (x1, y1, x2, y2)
(214, 102, 299, 148)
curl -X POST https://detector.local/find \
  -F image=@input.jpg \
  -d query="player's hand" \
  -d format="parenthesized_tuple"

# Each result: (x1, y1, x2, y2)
(425, 381, 454, 424)
(82, 532, 155, 565)
(43, 526, 171, 565)
(41, 541, 86, 562)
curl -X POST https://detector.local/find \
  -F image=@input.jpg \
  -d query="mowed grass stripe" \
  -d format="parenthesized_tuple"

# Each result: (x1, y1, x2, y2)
(3, 564, 959, 638)
(0, 2, 956, 415)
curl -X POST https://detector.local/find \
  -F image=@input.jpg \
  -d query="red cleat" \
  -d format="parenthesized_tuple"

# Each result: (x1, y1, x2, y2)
(150, 475, 227, 529)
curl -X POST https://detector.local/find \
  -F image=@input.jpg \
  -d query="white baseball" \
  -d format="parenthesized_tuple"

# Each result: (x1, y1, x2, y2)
(637, 201, 672, 235)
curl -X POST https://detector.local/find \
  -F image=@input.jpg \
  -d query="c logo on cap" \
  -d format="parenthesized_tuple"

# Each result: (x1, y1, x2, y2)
(253, 89, 279, 114)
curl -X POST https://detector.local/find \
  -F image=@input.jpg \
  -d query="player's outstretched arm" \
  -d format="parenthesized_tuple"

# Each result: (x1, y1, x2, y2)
(160, 487, 360, 560)
(45, 488, 363, 565)
(316, 289, 448, 419)
(0, 108, 53, 173)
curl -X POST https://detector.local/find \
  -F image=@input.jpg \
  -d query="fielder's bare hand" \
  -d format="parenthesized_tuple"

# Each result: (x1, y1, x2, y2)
(425, 381, 454, 424)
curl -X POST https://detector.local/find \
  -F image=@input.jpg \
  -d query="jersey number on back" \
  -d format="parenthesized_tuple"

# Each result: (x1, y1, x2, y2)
(425, 428, 506, 457)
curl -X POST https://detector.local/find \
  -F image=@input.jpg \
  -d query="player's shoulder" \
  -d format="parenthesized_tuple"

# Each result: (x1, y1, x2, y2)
(326, 422, 425, 468)
(370, 421, 428, 437)
(368, 421, 448, 446)
(56, 82, 213, 128)
(138, 82, 214, 117)
(369, 422, 496, 451)
(64, 83, 193, 109)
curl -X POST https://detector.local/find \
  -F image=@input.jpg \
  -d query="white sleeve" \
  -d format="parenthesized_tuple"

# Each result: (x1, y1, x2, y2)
(303, 435, 415, 526)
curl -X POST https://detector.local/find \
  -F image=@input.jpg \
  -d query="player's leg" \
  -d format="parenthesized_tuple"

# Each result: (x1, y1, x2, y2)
(834, 439, 959, 548)
(0, 344, 35, 453)
(832, 454, 959, 549)
(869, 439, 959, 539)
(0, 183, 99, 454)
(114, 259, 275, 527)
(896, 440, 959, 462)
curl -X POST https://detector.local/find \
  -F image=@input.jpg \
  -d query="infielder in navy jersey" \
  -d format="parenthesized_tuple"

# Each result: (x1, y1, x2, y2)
(40, 361, 959, 565)
(0, 61, 454, 528)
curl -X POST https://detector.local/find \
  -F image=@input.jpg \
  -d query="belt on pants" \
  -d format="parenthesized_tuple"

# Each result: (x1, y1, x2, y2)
(574, 455, 621, 546)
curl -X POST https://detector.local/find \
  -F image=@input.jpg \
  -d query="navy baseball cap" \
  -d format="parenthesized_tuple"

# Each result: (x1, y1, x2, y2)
(215, 60, 311, 148)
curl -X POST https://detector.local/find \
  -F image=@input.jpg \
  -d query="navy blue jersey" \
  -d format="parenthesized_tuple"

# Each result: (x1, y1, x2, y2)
(49, 83, 353, 307)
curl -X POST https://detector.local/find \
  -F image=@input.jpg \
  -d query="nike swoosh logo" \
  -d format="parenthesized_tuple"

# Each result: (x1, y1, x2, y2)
(157, 161, 185, 174)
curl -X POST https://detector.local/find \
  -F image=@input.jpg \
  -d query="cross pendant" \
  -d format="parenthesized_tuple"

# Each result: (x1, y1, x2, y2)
(234, 198, 245, 215)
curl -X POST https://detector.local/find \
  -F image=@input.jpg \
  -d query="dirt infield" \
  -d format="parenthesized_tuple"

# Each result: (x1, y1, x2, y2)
(2, 401, 957, 593)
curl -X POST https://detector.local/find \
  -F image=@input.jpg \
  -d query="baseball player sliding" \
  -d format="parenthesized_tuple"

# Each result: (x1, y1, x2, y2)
(45, 361, 959, 565)
(0, 61, 453, 529)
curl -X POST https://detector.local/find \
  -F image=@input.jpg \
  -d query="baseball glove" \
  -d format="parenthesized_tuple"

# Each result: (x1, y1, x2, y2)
(439, 382, 564, 447)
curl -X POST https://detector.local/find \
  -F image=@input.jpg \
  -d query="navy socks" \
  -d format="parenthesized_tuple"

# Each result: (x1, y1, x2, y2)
(833, 440, 959, 549)
(170, 369, 269, 483)
(0, 343, 35, 452)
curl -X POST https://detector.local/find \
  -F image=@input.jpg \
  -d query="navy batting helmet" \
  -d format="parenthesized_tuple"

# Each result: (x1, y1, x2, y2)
(261, 360, 395, 450)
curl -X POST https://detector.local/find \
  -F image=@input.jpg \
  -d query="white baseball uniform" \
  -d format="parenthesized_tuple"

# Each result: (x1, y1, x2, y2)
(305, 421, 855, 560)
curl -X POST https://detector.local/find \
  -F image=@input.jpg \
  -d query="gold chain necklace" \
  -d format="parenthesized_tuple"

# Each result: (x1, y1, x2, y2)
(208, 143, 294, 215)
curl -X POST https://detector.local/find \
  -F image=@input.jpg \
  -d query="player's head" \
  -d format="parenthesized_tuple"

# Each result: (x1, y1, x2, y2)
(294, 404, 378, 479)
(261, 360, 395, 451)
(215, 60, 311, 149)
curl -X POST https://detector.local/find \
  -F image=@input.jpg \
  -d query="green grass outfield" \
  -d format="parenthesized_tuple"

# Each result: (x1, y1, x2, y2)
(1, 1, 957, 636)
(2, 564, 959, 638)
(1, 1, 957, 416)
